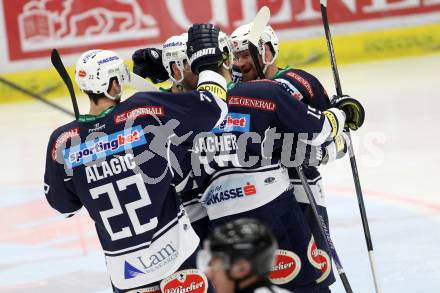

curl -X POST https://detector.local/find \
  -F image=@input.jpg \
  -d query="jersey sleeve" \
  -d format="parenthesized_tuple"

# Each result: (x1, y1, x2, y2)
(130, 70, 227, 139)
(269, 83, 344, 146)
(44, 129, 83, 217)
(277, 69, 331, 111)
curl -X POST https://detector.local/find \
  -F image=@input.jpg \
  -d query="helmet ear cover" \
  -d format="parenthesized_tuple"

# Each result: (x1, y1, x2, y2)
(218, 31, 233, 70)
(162, 33, 189, 84)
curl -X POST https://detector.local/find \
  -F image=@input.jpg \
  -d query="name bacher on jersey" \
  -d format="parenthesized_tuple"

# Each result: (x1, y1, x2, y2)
(192, 113, 249, 163)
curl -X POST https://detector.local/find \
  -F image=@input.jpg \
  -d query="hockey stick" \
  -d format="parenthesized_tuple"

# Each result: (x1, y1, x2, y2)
(249, 6, 353, 293)
(248, 6, 270, 79)
(129, 70, 160, 92)
(296, 166, 353, 293)
(320, 1, 381, 292)
(51, 49, 80, 119)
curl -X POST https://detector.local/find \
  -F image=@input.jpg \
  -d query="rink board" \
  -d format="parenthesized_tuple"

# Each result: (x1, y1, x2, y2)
(1, 23, 440, 104)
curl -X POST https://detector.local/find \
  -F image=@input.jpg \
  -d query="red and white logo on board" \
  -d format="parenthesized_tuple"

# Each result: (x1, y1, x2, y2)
(269, 249, 301, 285)
(160, 269, 208, 293)
(307, 236, 331, 283)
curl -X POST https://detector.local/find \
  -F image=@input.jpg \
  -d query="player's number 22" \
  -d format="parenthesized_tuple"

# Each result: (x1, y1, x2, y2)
(89, 174, 158, 241)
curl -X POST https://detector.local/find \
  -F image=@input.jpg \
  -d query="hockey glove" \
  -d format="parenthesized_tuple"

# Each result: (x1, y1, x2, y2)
(187, 24, 223, 74)
(331, 95, 365, 130)
(231, 64, 243, 84)
(132, 48, 169, 83)
(322, 133, 350, 164)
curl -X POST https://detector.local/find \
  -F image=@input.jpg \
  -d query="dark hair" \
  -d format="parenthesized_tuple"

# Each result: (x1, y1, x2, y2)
(85, 77, 118, 105)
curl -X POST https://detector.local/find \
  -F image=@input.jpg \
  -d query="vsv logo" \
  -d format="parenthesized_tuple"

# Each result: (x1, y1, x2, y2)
(212, 113, 250, 133)
(64, 125, 147, 168)
(206, 181, 257, 206)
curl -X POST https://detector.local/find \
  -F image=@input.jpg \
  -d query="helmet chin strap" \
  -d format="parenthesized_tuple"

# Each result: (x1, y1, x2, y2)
(104, 90, 121, 101)
(262, 53, 276, 75)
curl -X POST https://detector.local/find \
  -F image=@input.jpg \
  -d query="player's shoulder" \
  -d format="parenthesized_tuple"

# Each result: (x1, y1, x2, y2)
(124, 90, 198, 106)
(277, 67, 320, 84)
(47, 121, 81, 161)
(49, 121, 80, 143)
(229, 79, 286, 97)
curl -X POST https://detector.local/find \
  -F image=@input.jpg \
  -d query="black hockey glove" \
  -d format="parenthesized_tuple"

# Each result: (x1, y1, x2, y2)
(132, 48, 169, 83)
(331, 95, 365, 130)
(187, 24, 223, 74)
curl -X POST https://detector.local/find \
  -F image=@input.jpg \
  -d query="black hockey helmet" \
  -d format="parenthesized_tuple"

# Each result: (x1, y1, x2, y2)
(206, 218, 278, 276)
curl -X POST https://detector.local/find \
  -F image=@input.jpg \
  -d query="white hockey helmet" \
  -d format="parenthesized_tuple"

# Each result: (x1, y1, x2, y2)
(75, 49, 130, 100)
(162, 33, 189, 84)
(218, 31, 233, 70)
(230, 23, 279, 73)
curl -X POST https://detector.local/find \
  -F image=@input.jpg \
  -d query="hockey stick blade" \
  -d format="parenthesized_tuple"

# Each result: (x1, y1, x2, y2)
(51, 49, 80, 119)
(248, 6, 270, 79)
(248, 6, 270, 47)
(130, 72, 159, 92)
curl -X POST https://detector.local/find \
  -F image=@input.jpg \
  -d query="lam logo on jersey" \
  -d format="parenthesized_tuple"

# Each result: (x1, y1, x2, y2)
(205, 181, 257, 206)
(211, 113, 250, 133)
(307, 237, 331, 283)
(160, 269, 208, 293)
(64, 125, 146, 168)
(269, 249, 302, 285)
(124, 261, 145, 279)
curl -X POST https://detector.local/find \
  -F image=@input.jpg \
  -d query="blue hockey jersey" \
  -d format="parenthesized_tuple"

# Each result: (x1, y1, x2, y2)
(44, 89, 226, 290)
(182, 79, 345, 289)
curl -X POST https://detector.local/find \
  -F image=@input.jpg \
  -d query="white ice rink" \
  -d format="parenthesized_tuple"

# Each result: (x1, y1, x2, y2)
(1, 54, 439, 292)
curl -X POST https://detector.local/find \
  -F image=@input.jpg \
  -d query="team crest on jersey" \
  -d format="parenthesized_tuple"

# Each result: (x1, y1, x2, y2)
(160, 269, 208, 293)
(51, 127, 79, 160)
(126, 284, 160, 293)
(211, 113, 250, 133)
(63, 125, 146, 168)
(269, 249, 301, 284)
(307, 236, 331, 283)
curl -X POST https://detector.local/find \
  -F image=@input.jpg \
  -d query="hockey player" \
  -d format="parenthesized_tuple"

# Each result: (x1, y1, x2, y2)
(131, 30, 235, 241)
(198, 218, 292, 293)
(183, 32, 365, 291)
(230, 23, 350, 291)
(44, 24, 228, 293)
(129, 26, 362, 292)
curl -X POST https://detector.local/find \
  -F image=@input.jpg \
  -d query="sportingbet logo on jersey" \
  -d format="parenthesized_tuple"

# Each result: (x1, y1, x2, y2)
(64, 126, 146, 168)
(211, 113, 250, 133)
